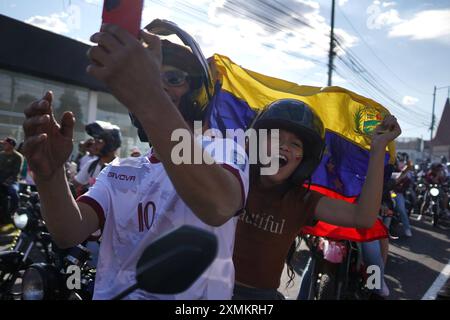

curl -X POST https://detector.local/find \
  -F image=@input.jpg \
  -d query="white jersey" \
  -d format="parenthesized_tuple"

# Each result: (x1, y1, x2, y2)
(78, 136, 249, 300)
(79, 154, 98, 172)
(75, 157, 106, 186)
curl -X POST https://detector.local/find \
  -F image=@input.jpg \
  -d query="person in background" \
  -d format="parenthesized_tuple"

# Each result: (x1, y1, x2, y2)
(73, 121, 121, 197)
(391, 154, 414, 237)
(0, 137, 24, 225)
(130, 146, 142, 157)
(76, 138, 97, 173)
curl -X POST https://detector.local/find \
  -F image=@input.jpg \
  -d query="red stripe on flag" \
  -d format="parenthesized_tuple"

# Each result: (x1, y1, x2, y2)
(303, 184, 358, 203)
(301, 220, 388, 242)
(301, 185, 388, 242)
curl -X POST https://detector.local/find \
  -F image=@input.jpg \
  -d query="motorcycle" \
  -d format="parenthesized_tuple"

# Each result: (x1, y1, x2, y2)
(0, 191, 55, 300)
(300, 235, 371, 300)
(420, 183, 447, 227)
(21, 244, 96, 300)
(20, 225, 217, 300)
(414, 177, 427, 217)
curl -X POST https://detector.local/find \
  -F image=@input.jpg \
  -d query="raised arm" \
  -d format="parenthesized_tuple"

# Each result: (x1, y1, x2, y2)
(86, 25, 245, 227)
(314, 115, 401, 228)
(22, 93, 100, 248)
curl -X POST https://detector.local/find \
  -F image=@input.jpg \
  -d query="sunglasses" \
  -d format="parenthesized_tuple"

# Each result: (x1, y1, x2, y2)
(161, 70, 189, 87)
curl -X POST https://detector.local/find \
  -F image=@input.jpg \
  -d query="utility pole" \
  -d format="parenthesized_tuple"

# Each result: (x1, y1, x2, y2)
(327, 0, 336, 86)
(430, 85, 436, 141)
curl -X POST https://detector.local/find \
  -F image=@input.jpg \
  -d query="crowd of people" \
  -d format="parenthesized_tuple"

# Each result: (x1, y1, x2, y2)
(0, 18, 449, 300)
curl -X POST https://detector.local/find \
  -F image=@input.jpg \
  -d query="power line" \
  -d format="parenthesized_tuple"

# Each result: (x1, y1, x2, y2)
(337, 6, 430, 96)
(334, 62, 427, 126)
(78, 0, 428, 124)
(334, 38, 429, 118)
(148, 0, 330, 67)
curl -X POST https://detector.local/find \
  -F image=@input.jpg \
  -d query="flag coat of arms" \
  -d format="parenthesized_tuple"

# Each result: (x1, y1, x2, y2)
(205, 54, 396, 242)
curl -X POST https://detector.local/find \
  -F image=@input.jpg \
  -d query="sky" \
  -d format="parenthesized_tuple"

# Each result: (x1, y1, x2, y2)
(1, 0, 449, 139)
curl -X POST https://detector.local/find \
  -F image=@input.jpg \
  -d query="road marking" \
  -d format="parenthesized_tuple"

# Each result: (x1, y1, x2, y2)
(421, 258, 450, 300)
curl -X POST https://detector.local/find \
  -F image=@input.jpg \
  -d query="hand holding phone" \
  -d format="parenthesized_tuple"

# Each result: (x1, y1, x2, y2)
(101, 0, 144, 38)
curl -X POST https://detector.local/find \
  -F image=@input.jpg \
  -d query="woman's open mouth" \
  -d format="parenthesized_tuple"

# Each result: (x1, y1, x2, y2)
(275, 154, 288, 168)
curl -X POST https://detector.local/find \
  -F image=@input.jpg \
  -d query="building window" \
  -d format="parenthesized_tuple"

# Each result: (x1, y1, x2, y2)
(0, 69, 148, 159)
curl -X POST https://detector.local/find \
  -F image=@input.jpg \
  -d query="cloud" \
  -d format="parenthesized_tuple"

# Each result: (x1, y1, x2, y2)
(84, 0, 101, 4)
(205, 0, 357, 59)
(212, 0, 319, 34)
(133, 0, 357, 84)
(388, 9, 450, 44)
(402, 96, 419, 106)
(338, 0, 349, 6)
(370, 8, 403, 28)
(382, 1, 396, 8)
(26, 12, 70, 34)
(141, 2, 175, 25)
(367, 2, 450, 45)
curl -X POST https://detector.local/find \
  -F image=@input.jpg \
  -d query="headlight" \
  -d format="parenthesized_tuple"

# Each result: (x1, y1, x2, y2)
(22, 267, 45, 300)
(22, 264, 60, 300)
(13, 213, 28, 230)
(430, 188, 439, 197)
(414, 165, 419, 170)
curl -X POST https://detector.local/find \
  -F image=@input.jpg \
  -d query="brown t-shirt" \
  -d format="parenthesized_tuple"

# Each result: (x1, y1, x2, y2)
(233, 183, 323, 289)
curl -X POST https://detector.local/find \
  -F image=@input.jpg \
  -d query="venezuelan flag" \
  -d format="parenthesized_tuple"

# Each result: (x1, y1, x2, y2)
(205, 54, 396, 242)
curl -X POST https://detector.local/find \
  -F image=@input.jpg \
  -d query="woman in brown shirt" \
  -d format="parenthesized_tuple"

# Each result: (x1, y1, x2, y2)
(232, 99, 401, 300)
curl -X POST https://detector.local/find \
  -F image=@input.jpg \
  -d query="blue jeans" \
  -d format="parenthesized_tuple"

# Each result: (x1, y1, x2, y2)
(394, 193, 412, 233)
(361, 240, 388, 296)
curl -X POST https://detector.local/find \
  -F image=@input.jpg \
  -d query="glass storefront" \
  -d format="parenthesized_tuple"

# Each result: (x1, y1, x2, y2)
(0, 69, 149, 158)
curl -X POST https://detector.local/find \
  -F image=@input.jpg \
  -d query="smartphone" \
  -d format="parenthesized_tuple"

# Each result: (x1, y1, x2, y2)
(101, 0, 144, 38)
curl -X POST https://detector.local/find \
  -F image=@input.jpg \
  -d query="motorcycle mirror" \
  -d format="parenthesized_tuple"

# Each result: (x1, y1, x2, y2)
(111, 225, 217, 300)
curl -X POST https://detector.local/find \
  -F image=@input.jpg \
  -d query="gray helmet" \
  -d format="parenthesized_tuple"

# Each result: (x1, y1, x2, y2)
(85, 121, 122, 156)
(130, 19, 213, 142)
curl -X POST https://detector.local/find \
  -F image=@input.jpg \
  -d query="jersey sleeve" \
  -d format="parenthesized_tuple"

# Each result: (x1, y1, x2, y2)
(76, 164, 112, 233)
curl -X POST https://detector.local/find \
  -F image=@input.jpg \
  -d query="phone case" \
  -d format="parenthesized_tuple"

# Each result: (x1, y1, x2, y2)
(101, 0, 144, 37)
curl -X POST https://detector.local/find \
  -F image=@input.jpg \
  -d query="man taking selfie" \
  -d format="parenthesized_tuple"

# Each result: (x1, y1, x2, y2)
(21, 20, 249, 300)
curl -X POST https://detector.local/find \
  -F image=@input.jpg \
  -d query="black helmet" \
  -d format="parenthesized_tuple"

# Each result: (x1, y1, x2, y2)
(130, 19, 213, 142)
(85, 121, 122, 156)
(253, 99, 325, 185)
